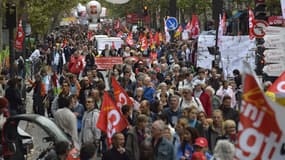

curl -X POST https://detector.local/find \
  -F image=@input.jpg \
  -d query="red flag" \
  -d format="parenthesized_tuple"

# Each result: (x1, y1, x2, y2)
(96, 92, 129, 146)
(61, 38, 67, 48)
(249, 8, 255, 40)
(149, 31, 155, 49)
(87, 31, 93, 41)
(189, 15, 200, 39)
(111, 41, 116, 50)
(15, 19, 25, 50)
(140, 34, 148, 51)
(154, 32, 160, 46)
(116, 31, 123, 38)
(267, 71, 285, 93)
(185, 20, 191, 32)
(218, 13, 226, 46)
(114, 19, 120, 30)
(235, 62, 285, 160)
(126, 32, 134, 46)
(111, 76, 134, 108)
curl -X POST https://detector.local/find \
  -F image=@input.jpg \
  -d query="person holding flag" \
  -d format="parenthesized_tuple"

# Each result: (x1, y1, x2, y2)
(96, 91, 129, 148)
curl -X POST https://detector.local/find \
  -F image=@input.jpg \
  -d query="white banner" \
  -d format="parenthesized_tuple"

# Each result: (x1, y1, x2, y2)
(263, 26, 285, 76)
(281, 0, 285, 20)
(197, 35, 255, 77)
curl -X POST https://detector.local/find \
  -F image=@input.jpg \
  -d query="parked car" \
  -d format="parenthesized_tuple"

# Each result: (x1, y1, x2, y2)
(1, 114, 79, 160)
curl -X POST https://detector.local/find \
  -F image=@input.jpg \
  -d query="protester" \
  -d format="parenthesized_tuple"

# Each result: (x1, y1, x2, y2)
(126, 114, 149, 160)
(102, 132, 129, 160)
(80, 142, 97, 160)
(80, 96, 101, 146)
(211, 140, 235, 160)
(192, 137, 212, 160)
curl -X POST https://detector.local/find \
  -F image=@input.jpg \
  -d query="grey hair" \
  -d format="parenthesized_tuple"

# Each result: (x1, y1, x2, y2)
(213, 140, 235, 160)
(205, 86, 215, 95)
(153, 120, 166, 131)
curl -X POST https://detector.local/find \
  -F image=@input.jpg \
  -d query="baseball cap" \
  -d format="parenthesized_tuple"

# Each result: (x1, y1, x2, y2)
(194, 137, 208, 147)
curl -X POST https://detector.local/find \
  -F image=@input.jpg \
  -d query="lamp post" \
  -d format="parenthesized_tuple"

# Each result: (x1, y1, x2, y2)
(6, 2, 16, 77)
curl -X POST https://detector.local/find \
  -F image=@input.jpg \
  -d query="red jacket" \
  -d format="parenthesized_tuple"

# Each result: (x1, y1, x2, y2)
(198, 92, 212, 117)
(68, 55, 84, 75)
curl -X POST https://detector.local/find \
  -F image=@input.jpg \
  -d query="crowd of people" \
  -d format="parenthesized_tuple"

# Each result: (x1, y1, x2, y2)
(0, 24, 247, 160)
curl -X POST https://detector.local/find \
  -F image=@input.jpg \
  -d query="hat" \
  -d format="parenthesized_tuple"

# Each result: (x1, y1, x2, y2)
(194, 137, 208, 147)
(191, 151, 206, 160)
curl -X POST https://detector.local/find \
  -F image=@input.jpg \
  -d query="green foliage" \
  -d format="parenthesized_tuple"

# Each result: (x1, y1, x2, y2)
(24, 0, 79, 34)
(177, 0, 211, 15)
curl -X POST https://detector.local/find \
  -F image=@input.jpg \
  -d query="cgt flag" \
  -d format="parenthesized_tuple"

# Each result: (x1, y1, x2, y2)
(266, 71, 285, 105)
(189, 15, 200, 39)
(235, 62, 285, 160)
(96, 91, 128, 146)
(126, 32, 134, 46)
(111, 76, 134, 108)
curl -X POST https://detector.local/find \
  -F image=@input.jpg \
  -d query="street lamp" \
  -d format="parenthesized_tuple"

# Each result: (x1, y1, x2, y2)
(5, 2, 17, 77)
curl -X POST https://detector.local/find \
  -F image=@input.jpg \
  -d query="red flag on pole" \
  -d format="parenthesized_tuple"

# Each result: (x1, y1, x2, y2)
(15, 19, 25, 50)
(96, 92, 129, 146)
(140, 34, 148, 51)
(126, 32, 134, 46)
(154, 32, 160, 46)
(189, 15, 200, 39)
(149, 31, 155, 49)
(185, 20, 191, 32)
(248, 8, 255, 40)
(235, 62, 285, 160)
(111, 76, 134, 108)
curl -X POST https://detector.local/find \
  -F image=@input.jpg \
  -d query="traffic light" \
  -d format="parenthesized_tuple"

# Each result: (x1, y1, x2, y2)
(255, 52, 265, 75)
(143, 6, 148, 16)
(255, 39, 265, 75)
(255, 0, 267, 21)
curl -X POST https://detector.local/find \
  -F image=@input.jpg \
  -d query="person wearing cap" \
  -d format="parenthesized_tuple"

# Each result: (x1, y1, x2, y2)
(192, 137, 212, 160)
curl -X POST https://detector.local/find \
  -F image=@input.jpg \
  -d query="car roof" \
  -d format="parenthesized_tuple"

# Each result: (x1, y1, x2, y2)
(4, 114, 70, 143)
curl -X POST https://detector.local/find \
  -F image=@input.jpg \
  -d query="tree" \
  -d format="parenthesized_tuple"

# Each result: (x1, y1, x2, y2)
(21, 0, 79, 35)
